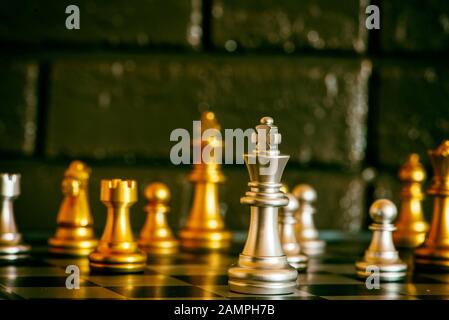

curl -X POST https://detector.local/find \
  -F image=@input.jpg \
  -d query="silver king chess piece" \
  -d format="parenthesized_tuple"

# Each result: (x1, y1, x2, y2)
(228, 117, 298, 295)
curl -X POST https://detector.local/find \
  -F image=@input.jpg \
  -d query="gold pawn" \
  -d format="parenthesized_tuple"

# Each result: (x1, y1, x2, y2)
(179, 111, 232, 251)
(138, 182, 179, 254)
(89, 179, 146, 273)
(48, 161, 98, 256)
(393, 154, 428, 248)
(415, 140, 449, 270)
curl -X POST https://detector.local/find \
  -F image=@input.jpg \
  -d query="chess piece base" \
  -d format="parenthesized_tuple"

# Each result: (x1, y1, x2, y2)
(355, 260, 407, 281)
(393, 231, 427, 248)
(48, 237, 98, 257)
(414, 246, 449, 271)
(300, 240, 326, 256)
(0, 243, 31, 261)
(138, 239, 179, 255)
(228, 254, 298, 295)
(414, 258, 449, 271)
(179, 229, 232, 251)
(286, 254, 308, 272)
(89, 251, 146, 273)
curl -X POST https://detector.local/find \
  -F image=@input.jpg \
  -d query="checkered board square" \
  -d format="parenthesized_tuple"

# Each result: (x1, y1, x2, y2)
(0, 242, 448, 300)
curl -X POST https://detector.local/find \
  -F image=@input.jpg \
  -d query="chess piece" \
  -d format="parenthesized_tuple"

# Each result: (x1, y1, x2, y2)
(138, 182, 179, 254)
(393, 154, 428, 248)
(228, 117, 298, 295)
(279, 185, 308, 271)
(89, 179, 146, 273)
(356, 199, 407, 281)
(415, 140, 449, 270)
(292, 184, 325, 256)
(49, 161, 98, 256)
(0, 173, 31, 261)
(179, 111, 232, 251)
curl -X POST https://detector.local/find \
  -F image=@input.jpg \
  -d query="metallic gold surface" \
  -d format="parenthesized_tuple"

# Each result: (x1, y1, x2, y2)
(393, 154, 428, 248)
(415, 140, 449, 270)
(279, 187, 308, 271)
(138, 182, 179, 254)
(292, 184, 326, 256)
(179, 112, 232, 251)
(48, 161, 98, 256)
(89, 179, 146, 273)
(0, 173, 31, 261)
(356, 199, 407, 281)
(228, 117, 298, 295)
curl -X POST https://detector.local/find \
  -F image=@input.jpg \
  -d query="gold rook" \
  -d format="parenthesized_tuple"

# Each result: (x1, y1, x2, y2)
(89, 179, 146, 273)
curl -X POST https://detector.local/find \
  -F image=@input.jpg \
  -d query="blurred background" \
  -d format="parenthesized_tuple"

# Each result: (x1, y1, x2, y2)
(0, 0, 448, 236)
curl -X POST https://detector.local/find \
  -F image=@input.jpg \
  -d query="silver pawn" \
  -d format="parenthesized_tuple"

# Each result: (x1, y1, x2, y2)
(356, 199, 407, 281)
(292, 184, 326, 256)
(0, 173, 31, 261)
(228, 117, 297, 295)
(279, 188, 308, 271)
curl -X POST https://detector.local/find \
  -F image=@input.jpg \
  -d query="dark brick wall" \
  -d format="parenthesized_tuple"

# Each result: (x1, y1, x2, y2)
(0, 62, 39, 155)
(211, 0, 368, 53)
(0, 0, 448, 234)
(0, 0, 197, 48)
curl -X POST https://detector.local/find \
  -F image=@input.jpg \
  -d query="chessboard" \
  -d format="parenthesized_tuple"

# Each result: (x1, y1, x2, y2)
(1, 239, 448, 300)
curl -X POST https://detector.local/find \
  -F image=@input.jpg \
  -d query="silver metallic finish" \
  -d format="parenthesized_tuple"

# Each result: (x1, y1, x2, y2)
(292, 184, 326, 256)
(279, 191, 308, 271)
(228, 117, 298, 295)
(356, 199, 407, 281)
(0, 173, 31, 261)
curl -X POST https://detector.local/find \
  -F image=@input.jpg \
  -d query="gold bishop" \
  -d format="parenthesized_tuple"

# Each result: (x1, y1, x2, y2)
(393, 154, 428, 248)
(179, 111, 232, 251)
(415, 141, 449, 270)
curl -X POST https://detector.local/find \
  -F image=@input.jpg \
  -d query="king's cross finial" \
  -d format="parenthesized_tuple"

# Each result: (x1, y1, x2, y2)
(252, 116, 282, 154)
